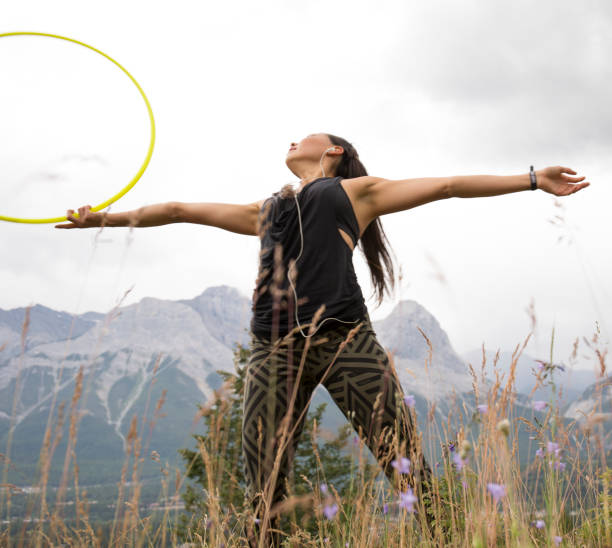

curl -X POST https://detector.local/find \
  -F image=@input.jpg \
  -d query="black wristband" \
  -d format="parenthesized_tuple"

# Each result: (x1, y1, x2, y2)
(529, 165, 538, 190)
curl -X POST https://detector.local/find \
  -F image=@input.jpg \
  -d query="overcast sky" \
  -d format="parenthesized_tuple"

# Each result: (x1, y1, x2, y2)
(1, 0, 610, 372)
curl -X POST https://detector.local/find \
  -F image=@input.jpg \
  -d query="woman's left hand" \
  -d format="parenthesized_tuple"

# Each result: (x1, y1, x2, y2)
(537, 166, 590, 196)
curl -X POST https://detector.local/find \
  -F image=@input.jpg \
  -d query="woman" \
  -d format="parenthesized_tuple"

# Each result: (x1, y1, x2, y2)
(56, 133, 589, 546)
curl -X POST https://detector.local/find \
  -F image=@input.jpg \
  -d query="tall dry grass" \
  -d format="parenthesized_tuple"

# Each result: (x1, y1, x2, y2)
(1, 303, 610, 546)
(1, 197, 610, 546)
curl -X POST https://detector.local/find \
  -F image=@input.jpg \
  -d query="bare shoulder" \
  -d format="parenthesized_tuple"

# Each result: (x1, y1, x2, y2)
(339, 175, 384, 200)
(251, 197, 273, 235)
(338, 176, 386, 237)
(248, 197, 268, 213)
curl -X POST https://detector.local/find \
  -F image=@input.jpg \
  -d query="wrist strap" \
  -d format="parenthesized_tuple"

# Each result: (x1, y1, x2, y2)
(529, 165, 538, 190)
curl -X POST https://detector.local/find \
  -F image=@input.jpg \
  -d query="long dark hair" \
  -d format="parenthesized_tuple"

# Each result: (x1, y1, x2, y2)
(326, 133, 396, 308)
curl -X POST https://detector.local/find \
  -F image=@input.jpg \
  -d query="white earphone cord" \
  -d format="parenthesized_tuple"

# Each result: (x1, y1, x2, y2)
(288, 147, 361, 338)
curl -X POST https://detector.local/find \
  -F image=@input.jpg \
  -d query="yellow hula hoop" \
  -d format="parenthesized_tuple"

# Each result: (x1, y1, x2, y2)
(0, 31, 156, 224)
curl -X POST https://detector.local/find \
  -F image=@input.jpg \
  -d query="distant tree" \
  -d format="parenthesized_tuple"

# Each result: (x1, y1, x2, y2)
(176, 342, 374, 543)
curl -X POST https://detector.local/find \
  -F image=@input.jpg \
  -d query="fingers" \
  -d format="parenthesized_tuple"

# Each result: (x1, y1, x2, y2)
(566, 177, 590, 187)
(57, 205, 92, 228)
(557, 166, 590, 187)
(564, 181, 590, 195)
(561, 173, 586, 182)
(78, 204, 92, 221)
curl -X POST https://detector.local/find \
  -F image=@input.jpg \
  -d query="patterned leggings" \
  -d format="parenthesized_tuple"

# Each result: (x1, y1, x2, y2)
(242, 312, 434, 547)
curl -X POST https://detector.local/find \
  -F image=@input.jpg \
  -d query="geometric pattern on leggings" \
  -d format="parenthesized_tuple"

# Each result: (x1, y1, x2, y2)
(241, 315, 434, 546)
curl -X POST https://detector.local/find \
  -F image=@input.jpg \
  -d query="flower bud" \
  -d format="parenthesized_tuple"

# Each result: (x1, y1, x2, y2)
(460, 439, 472, 459)
(496, 418, 510, 437)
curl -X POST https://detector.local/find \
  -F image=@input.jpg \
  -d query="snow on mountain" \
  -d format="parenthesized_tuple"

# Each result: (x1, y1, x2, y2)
(1, 296, 234, 405)
(0, 303, 102, 358)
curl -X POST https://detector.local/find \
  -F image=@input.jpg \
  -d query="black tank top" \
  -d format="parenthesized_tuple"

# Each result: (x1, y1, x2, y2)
(250, 176, 368, 339)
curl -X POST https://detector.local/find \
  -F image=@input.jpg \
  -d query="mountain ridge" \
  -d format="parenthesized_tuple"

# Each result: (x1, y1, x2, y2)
(1, 285, 607, 486)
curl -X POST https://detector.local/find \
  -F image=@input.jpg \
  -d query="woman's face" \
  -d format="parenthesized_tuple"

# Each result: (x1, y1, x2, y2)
(286, 133, 334, 162)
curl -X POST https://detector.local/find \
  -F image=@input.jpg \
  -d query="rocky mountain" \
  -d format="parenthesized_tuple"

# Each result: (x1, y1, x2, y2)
(0, 285, 605, 487)
(0, 287, 246, 485)
(375, 300, 473, 402)
(563, 376, 612, 443)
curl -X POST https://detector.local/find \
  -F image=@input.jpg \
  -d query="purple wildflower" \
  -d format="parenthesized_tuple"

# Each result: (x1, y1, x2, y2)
(533, 400, 547, 411)
(547, 456, 565, 472)
(391, 457, 411, 474)
(404, 394, 416, 408)
(554, 461, 566, 472)
(487, 483, 506, 503)
(383, 502, 388, 514)
(449, 442, 456, 453)
(320, 483, 328, 496)
(477, 404, 488, 414)
(547, 441, 559, 455)
(554, 535, 562, 546)
(453, 452, 467, 471)
(323, 503, 338, 520)
(398, 487, 417, 513)
(535, 359, 565, 373)
(535, 519, 545, 529)
(253, 518, 260, 524)
(535, 448, 544, 459)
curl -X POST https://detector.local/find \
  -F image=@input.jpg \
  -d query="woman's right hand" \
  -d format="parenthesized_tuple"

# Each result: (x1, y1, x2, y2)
(54, 205, 102, 229)
(537, 166, 590, 196)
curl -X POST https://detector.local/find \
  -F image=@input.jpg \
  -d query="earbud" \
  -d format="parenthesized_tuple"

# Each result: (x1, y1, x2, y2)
(324, 147, 336, 154)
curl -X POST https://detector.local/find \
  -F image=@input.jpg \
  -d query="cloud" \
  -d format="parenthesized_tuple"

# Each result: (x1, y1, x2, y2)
(0, 0, 609, 362)
(380, 0, 612, 159)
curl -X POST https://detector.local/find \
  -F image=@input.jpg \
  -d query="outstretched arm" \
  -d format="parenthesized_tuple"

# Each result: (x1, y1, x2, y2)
(55, 202, 180, 229)
(447, 166, 589, 198)
(352, 166, 590, 219)
(173, 200, 265, 235)
(55, 199, 265, 235)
